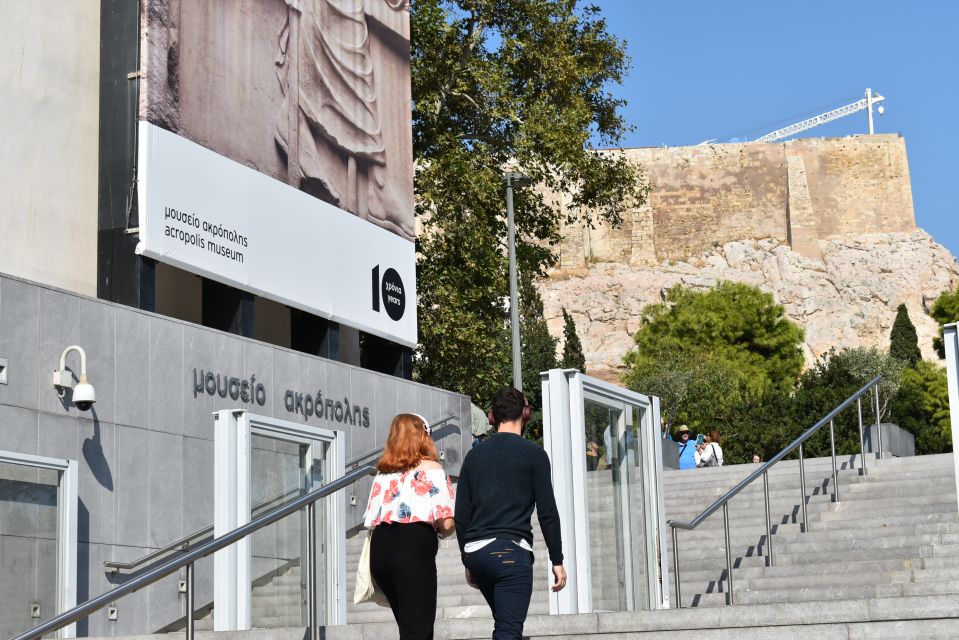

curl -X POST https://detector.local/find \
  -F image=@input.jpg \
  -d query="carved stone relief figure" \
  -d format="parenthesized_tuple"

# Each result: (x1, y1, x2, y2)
(274, 0, 413, 240)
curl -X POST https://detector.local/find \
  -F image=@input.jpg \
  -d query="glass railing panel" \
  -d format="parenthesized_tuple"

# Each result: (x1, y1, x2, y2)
(250, 434, 311, 628)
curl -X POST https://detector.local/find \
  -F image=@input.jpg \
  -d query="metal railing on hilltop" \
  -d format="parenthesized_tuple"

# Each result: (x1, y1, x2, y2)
(668, 376, 885, 607)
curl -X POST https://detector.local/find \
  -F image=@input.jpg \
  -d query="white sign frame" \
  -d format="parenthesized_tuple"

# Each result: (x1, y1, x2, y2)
(135, 122, 417, 347)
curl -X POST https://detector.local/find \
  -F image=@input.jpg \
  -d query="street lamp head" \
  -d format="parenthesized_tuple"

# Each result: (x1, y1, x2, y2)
(504, 172, 532, 188)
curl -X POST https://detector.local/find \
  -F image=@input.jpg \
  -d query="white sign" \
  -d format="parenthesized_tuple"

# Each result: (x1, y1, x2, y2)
(136, 122, 417, 347)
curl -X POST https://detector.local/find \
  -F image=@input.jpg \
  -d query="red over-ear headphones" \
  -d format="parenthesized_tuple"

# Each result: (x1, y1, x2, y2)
(488, 396, 532, 426)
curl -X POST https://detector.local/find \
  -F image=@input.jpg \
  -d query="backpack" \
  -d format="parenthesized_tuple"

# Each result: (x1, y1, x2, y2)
(698, 444, 720, 468)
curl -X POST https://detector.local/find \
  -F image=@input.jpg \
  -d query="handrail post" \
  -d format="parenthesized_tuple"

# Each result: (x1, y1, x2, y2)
(307, 502, 318, 640)
(857, 397, 867, 476)
(671, 526, 682, 609)
(763, 470, 773, 566)
(829, 419, 840, 503)
(798, 443, 808, 532)
(873, 386, 883, 461)
(186, 563, 195, 640)
(723, 502, 734, 605)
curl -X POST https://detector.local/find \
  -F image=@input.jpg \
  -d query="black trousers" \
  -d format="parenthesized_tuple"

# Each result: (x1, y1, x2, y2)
(370, 522, 439, 640)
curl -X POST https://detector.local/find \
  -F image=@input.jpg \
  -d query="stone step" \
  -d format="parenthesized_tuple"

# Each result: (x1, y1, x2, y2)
(156, 593, 959, 638)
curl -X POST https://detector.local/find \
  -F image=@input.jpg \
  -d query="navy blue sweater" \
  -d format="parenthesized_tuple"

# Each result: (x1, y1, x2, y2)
(454, 432, 564, 565)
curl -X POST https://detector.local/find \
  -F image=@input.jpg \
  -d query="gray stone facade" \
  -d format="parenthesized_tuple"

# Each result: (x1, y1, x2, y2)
(0, 273, 469, 636)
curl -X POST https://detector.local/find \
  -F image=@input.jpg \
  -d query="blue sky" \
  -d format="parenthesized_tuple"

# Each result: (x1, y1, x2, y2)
(595, 1, 958, 259)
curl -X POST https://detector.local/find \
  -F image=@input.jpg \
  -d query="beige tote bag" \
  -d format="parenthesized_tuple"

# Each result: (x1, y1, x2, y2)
(353, 531, 389, 606)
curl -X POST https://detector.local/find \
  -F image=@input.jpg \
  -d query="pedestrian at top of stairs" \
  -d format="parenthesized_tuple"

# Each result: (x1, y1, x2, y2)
(671, 426, 699, 470)
(696, 430, 724, 467)
(455, 387, 567, 640)
(363, 413, 456, 640)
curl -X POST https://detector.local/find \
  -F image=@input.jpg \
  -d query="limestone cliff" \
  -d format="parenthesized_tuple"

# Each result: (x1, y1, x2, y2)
(538, 230, 959, 383)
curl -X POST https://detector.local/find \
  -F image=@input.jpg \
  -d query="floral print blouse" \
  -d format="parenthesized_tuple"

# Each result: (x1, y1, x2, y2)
(363, 468, 455, 528)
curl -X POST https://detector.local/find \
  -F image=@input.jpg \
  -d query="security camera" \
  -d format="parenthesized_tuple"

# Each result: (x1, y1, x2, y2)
(53, 345, 96, 411)
(72, 379, 96, 411)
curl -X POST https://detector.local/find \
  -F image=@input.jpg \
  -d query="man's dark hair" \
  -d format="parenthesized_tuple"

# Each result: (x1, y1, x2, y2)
(490, 387, 527, 429)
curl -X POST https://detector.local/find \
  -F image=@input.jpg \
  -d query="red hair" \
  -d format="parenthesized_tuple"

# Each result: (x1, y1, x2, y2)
(377, 413, 439, 473)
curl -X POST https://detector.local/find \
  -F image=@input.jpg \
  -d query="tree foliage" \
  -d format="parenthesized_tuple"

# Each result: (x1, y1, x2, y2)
(560, 308, 586, 372)
(412, 0, 643, 405)
(625, 282, 805, 398)
(930, 288, 959, 359)
(889, 303, 921, 366)
(623, 347, 746, 435)
(792, 347, 904, 458)
(891, 361, 952, 454)
(519, 276, 558, 440)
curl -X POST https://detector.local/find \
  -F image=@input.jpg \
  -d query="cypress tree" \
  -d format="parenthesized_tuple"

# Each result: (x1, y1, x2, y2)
(560, 308, 586, 372)
(889, 303, 922, 366)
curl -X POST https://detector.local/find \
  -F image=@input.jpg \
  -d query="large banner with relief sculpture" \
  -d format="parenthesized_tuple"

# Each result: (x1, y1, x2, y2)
(133, 0, 416, 347)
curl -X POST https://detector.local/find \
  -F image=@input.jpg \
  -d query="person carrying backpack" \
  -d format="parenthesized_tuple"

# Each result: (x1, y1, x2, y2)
(695, 430, 724, 467)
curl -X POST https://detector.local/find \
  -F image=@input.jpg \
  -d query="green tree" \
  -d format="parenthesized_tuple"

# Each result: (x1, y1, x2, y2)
(412, 0, 644, 404)
(793, 347, 905, 458)
(931, 288, 959, 359)
(891, 361, 952, 454)
(560, 308, 586, 372)
(624, 282, 805, 398)
(519, 276, 558, 440)
(623, 347, 745, 435)
(889, 303, 922, 366)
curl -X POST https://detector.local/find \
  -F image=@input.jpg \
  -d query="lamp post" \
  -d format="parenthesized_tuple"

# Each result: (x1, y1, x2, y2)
(505, 172, 530, 392)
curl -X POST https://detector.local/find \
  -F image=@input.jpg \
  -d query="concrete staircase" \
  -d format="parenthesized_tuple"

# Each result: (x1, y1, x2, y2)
(339, 452, 959, 637)
(665, 453, 959, 608)
(117, 453, 959, 639)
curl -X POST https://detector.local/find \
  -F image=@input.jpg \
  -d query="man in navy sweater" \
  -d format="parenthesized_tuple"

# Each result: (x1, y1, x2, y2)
(454, 387, 566, 640)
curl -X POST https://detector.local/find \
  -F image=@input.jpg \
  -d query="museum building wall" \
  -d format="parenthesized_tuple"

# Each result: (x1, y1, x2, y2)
(0, 273, 470, 636)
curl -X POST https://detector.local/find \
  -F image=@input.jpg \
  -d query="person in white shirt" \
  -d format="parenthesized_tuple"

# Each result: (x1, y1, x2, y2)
(695, 429, 724, 467)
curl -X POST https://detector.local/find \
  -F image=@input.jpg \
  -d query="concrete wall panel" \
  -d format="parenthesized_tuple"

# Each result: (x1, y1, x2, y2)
(0, 2, 99, 296)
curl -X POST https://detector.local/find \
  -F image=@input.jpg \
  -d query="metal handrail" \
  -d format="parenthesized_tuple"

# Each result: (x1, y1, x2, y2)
(104, 414, 458, 573)
(668, 375, 884, 608)
(345, 414, 459, 469)
(13, 463, 378, 640)
(103, 486, 301, 572)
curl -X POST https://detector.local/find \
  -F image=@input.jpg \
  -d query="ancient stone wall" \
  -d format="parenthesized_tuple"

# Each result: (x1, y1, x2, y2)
(552, 134, 916, 273)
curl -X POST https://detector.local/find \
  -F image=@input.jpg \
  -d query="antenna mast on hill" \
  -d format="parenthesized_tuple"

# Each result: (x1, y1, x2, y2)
(753, 88, 885, 143)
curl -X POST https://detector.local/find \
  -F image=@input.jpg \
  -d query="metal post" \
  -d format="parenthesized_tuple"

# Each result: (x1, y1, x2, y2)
(723, 503, 734, 605)
(829, 419, 840, 503)
(307, 503, 318, 640)
(798, 444, 808, 533)
(763, 471, 773, 567)
(874, 386, 883, 460)
(505, 175, 522, 391)
(857, 397, 867, 476)
(671, 526, 682, 609)
(866, 88, 875, 134)
(186, 563, 194, 640)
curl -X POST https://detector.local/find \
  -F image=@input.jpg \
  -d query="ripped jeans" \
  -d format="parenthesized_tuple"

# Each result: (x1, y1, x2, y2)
(463, 539, 534, 640)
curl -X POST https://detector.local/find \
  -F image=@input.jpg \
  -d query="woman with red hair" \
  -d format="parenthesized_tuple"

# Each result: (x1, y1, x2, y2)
(363, 413, 455, 639)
